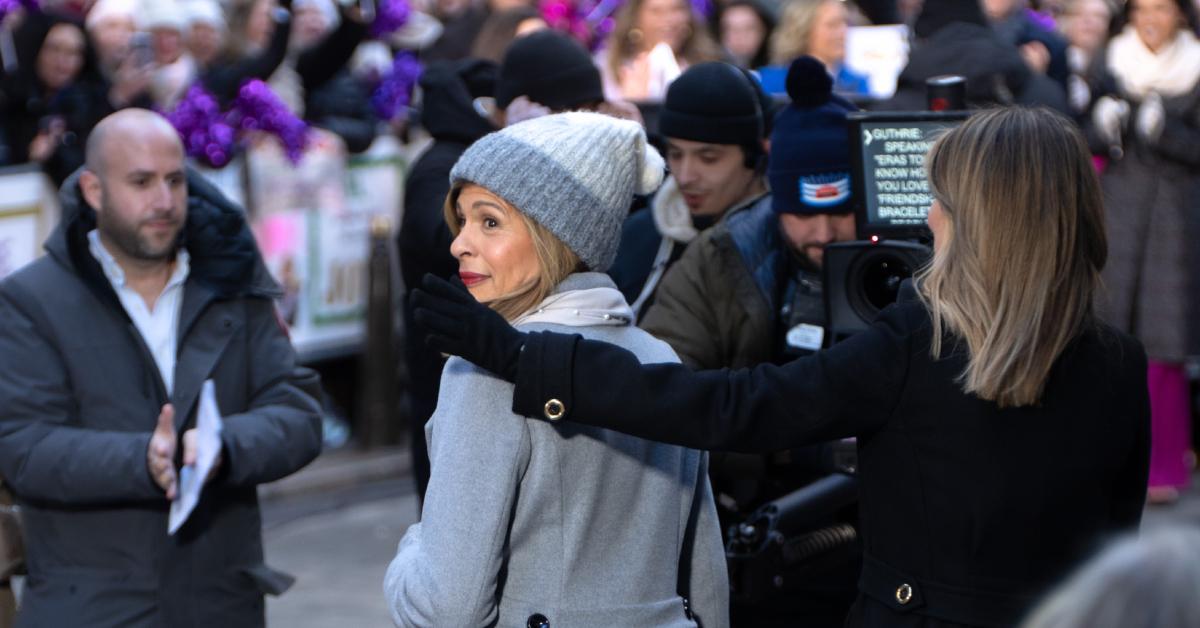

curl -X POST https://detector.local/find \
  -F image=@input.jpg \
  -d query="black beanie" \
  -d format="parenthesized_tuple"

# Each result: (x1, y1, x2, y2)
(913, 0, 988, 39)
(658, 62, 764, 146)
(495, 31, 604, 111)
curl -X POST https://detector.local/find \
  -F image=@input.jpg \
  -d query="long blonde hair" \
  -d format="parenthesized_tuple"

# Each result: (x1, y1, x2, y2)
(917, 107, 1107, 408)
(443, 184, 583, 322)
(770, 0, 833, 64)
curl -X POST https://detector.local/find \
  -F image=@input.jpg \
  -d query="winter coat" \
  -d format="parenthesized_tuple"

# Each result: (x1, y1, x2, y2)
(640, 195, 860, 625)
(991, 10, 1070, 93)
(1089, 33, 1200, 362)
(304, 70, 377, 154)
(884, 22, 1067, 114)
(0, 169, 324, 628)
(641, 194, 777, 370)
(202, 15, 291, 105)
(608, 176, 766, 320)
(397, 59, 497, 499)
(509, 286, 1150, 628)
(385, 273, 728, 628)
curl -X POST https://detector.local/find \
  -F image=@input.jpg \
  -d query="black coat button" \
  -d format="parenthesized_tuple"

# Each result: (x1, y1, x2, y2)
(526, 613, 550, 628)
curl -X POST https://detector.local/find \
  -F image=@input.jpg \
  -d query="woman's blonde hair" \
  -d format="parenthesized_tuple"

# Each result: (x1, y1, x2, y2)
(917, 107, 1107, 408)
(443, 184, 583, 322)
(770, 0, 833, 64)
(606, 0, 721, 84)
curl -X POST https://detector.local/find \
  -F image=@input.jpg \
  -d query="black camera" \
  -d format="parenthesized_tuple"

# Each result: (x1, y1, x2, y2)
(824, 109, 969, 343)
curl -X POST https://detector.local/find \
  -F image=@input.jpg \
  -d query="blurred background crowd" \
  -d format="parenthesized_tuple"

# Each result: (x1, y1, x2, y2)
(1, 0, 1200, 624)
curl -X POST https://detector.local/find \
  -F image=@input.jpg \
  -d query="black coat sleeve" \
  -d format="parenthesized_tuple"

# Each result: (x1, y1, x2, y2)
(296, 13, 369, 93)
(1108, 336, 1150, 529)
(511, 299, 920, 453)
(203, 15, 292, 104)
(1150, 92, 1200, 168)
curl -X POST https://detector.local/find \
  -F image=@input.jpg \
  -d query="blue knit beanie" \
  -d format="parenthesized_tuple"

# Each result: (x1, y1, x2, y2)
(768, 56, 858, 215)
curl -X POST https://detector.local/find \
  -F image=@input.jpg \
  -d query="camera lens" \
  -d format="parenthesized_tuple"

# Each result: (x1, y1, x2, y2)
(848, 250, 916, 321)
(862, 255, 912, 311)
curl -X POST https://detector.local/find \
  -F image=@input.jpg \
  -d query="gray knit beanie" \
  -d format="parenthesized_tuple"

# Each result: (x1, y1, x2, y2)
(449, 111, 665, 272)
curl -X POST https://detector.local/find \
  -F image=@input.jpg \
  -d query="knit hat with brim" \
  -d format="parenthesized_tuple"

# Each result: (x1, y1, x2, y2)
(450, 111, 665, 272)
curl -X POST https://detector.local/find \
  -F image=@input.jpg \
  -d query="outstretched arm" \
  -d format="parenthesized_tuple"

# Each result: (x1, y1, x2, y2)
(412, 274, 915, 454)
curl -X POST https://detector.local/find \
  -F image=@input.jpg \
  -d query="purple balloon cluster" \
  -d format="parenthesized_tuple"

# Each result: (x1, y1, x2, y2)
(166, 85, 237, 168)
(166, 80, 309, 169)
(371, 52, 422, 122)
(0, 0, 40, 22)
(369, 0, 412, 39)
(231, 80, 309, 165)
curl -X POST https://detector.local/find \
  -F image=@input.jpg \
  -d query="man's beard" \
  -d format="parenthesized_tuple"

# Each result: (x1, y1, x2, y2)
(97, 204, 182, 262)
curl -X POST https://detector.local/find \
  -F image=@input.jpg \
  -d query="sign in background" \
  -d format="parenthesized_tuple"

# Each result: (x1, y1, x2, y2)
(0, 166, 60, 281)
(201, 132, 407, 363)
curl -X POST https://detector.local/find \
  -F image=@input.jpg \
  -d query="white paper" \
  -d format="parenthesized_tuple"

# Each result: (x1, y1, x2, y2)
(168, 380, 224, 534)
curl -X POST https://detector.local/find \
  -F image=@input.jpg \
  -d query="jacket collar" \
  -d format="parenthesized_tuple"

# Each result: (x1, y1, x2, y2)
(47, 166, 281, 308)
(651, 175, 770, 245)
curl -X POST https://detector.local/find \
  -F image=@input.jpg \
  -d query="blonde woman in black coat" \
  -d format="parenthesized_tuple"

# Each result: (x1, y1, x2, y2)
(413, 107, 1151, 628)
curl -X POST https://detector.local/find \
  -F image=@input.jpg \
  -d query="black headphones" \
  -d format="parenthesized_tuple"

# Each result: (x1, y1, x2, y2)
(730, 65, 769, 173)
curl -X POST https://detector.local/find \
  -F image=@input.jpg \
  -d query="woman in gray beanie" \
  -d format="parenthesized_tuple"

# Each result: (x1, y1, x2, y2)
(384, 111, 729, 628)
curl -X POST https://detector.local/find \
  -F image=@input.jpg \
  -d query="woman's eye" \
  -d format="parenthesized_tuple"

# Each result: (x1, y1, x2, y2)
(484, 218, 499, 229)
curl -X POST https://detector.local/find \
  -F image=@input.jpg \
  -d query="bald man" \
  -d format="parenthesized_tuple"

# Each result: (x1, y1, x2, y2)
(0, 109, 322, 628)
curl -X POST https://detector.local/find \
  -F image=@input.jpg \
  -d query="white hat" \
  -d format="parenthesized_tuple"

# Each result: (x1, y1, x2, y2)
(186, 0, 226, 29)
(86, 0, 140, 30)
(142, 0, 188, 31)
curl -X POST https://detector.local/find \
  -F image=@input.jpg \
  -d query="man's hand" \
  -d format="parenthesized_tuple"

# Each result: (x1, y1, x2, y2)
(147, 404, 178, 499)
(183, 428, 223, 484)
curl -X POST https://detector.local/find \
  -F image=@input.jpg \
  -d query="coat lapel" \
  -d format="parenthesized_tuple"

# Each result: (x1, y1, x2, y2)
(172, 283, 241, 430)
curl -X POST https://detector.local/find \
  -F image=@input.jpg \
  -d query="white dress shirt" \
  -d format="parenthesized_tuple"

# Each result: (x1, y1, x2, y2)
(88, 230, 190, 395)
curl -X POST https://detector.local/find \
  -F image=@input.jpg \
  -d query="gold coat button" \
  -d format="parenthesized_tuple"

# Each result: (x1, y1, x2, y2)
(896, 583, 913, 605)
(544, 399, 565, 420)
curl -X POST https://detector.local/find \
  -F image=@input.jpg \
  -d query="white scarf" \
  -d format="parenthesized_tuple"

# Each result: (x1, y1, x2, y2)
(513, 274, 635, 328)
(1107, 26, 1200, 99)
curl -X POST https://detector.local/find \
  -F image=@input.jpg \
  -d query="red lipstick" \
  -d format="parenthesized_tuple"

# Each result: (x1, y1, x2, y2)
(459, 272, 487, 287)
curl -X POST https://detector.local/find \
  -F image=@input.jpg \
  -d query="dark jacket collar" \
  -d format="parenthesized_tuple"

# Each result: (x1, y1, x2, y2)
(47, 166, 281, 305)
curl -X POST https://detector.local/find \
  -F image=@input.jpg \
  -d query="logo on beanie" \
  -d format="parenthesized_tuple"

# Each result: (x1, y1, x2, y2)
(799, 173, 851, 208)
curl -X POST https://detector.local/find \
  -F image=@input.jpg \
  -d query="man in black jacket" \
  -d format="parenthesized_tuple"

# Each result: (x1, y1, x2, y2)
(0, 109, 322, 628)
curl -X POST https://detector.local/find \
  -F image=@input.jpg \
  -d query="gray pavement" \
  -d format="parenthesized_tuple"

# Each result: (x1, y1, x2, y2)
(258, 458, 1200, 628)
(264, 485, 419, 628)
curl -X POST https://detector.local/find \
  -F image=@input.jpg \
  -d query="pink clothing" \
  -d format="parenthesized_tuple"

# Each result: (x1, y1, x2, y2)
(1147, 361, 1193, 489)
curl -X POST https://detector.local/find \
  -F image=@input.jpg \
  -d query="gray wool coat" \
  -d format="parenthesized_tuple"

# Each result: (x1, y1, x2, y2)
(385, 274, 729, 628)
(1093, 83, 1200, 362)
(0, 170, 323, 628)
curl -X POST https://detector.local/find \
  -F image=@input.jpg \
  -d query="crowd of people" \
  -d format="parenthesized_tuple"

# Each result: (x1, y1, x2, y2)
(0, 0, 1198, 627)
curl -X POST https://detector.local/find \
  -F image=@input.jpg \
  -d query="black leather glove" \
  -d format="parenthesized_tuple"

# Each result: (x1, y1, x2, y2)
(411, 274, 526, 382)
